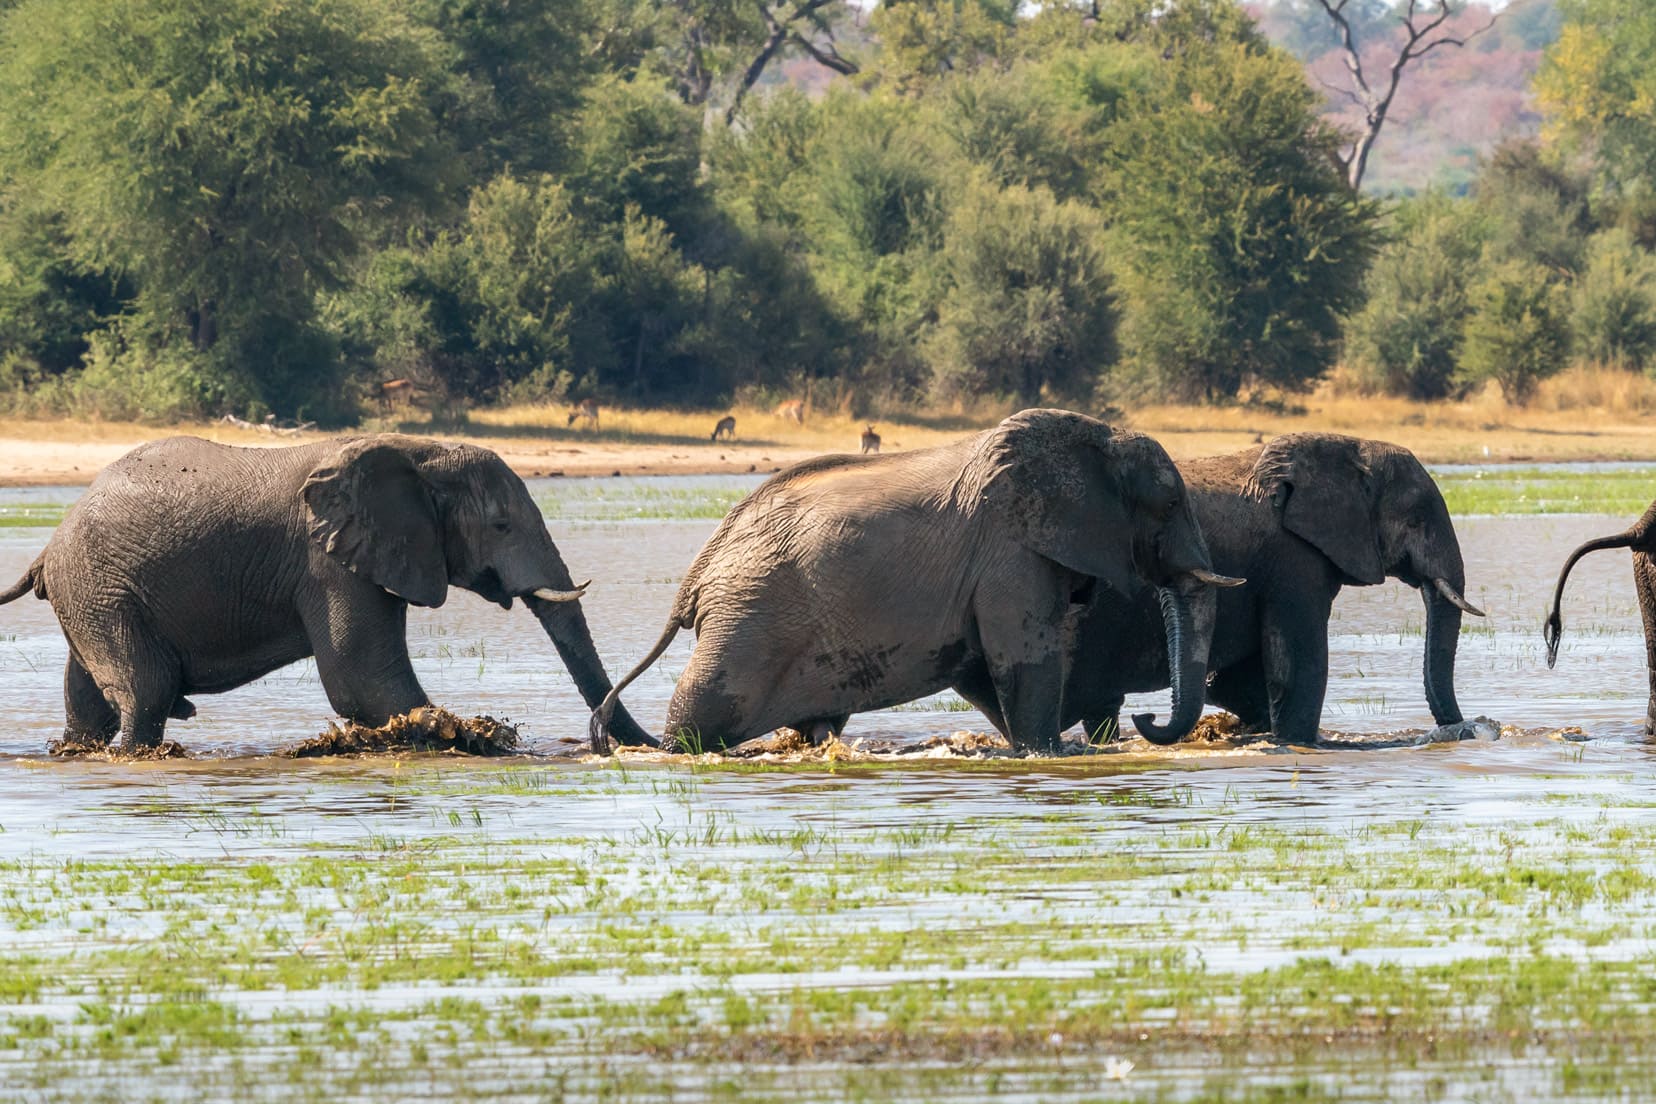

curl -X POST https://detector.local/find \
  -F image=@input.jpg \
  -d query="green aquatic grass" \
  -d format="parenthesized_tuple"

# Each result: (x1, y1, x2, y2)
(0, 505, 67, 528)
(533, 483, 750, 522)
(1434, 467, 1656, 517)
(0, 757, 1655, 1100)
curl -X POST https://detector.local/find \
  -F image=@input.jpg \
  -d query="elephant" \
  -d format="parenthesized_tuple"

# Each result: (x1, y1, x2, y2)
(0, 434, 655, 750)
(590, 409, 1242, 755)
(950, 433, 1483, 745)
(1544, 497, 1656, 734)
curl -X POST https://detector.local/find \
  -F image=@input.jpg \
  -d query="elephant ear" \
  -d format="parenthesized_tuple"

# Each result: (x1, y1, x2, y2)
(302, 439, 450, 608)
(1251, 434, 1384, 586)
(971, 409, 1139, 598)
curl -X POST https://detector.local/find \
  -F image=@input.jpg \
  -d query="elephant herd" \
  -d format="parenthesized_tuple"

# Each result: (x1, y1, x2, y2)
(0, 409, 1651, 755)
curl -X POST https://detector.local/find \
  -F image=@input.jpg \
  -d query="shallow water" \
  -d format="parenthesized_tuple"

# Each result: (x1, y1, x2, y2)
(0, 474, 1655, 1100)
(0, 474, 1649, 754)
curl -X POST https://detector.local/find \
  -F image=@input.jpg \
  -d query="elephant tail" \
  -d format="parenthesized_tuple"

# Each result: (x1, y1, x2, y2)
(0, 557, 41, 606)
(1545, 530, 1638, 668)
(589, 620, 682, 756)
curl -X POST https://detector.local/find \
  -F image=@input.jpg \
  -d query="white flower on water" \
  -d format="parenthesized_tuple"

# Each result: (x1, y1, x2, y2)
(1105, 1057, 1134, 1081)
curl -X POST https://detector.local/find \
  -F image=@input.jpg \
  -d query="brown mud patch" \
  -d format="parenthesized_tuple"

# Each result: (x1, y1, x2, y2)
(283, 706, 521, 758)
(47, 734, 191, 760)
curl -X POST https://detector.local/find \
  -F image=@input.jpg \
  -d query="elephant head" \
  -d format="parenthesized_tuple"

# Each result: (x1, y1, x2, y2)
(977, 410, 1243, 744)
(301, 436, 655, 745)
(1250, 433, 1482, 727)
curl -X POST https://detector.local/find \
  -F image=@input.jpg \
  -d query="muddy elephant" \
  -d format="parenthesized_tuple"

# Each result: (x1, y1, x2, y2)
(952, 433, 1482, 745)
(590, 409, 1241, 755)
(0, 434, 654, 750)
(1545, 498, 1656, 734)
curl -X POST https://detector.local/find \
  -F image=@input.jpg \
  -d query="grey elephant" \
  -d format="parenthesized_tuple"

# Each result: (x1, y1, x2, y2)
(1545, 497, 1656, 734)
(952, 433, 1482, 745)
(0, 434, 655, 750)
(590, 409, 1241, 755)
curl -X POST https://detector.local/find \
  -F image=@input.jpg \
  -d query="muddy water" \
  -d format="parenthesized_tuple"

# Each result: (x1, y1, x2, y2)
(1, 475, 1656, 1101)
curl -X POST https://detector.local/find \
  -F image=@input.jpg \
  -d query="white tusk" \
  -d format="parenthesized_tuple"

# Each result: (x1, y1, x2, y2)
(1433, 577, 1485, 617)
(1190, 569, 1246, 588)
(532, 580, 590, 603)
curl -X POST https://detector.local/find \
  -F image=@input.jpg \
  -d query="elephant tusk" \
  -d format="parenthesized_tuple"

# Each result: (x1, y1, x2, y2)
(1189, 568, 1246, 588)
(1433, 577, 1485, 617)
(531, 580, 590, 603)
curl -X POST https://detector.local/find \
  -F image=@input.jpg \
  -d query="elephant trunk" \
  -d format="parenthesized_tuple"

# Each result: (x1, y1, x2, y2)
(1422, 585, 1464, 727)
(527, 596, 658, 748)
(1545, 530, 1639, 667)
(1132, 576, 1212, 745)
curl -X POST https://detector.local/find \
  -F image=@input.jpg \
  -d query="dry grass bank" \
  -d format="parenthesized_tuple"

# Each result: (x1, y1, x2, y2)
(4, 366, 1656, 487)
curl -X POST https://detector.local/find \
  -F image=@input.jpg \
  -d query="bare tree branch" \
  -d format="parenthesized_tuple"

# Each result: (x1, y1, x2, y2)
(725, 0, 859, 126)
(1314, 0, 1499, 191)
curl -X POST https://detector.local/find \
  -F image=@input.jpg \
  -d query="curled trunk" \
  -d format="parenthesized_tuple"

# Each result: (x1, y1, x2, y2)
(1133, 578, 1213, 744)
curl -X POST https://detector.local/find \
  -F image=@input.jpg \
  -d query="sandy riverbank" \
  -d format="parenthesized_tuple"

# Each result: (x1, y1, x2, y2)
(5, 392, 1656, 487)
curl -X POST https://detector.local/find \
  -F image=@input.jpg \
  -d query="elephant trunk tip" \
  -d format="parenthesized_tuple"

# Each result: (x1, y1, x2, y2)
(589, 696, 618, 756)
(1544, 611, 1563, 669)
(1131, 711, 1186, 746)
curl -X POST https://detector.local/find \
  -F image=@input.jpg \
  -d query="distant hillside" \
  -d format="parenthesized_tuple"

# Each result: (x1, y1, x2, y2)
(1247, 0, 1561, 194)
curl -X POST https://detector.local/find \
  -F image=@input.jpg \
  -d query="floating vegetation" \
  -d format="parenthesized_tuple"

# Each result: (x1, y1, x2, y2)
(45, 732, 191, 759)
(283, 705, 521, 757)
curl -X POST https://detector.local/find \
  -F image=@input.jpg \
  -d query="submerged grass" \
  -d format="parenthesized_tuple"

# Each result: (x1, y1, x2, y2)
(1434, 466, 1656, 517)
(0, 752, 1653, 1100)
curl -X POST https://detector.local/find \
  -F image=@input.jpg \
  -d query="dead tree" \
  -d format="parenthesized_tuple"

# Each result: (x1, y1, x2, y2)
(1315, 0, 1497, 192)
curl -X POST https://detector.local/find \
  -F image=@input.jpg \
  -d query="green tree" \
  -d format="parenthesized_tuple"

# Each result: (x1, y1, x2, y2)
(1456, 260, 1570, 404)
(867, 0, 1017, 92)
(1103, 42, 1378, 399)
(0, 0, 456, 416)
(1537, 0, 1656, 201)
(1344, 193, 1488, 399)
(927, 178, 1116, 405)
(1571, 227, 1656, 371)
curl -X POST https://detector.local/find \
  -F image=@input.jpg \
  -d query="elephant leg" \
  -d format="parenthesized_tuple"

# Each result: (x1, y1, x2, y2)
(1207, 655, 1272, 733)
(952, 665, 1010, 738)
(977, 575, 1069, 755)
(301, 593, 429, 726)
(62, 653, 118, 747)
(1260, 597, 1332, 745)
(1635, 551, 1656, 736)
(794, 714, 849, 746)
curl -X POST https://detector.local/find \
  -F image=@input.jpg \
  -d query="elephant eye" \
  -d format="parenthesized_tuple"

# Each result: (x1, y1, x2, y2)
(492, 519, 510, 534)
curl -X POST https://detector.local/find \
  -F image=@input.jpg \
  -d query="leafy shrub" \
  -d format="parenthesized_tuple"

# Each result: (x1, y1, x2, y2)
(1571, 227, 1656, 371)
(1456, 260, 1571, 405)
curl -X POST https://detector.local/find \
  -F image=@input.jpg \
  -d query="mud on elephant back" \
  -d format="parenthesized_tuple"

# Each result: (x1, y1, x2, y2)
(589, 408, 1242, 756)
(0, 434, 655, 754)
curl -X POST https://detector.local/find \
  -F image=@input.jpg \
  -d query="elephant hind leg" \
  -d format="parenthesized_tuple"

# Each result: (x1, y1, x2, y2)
(790, 715, 850, 747)
(63, 654, 118, 747)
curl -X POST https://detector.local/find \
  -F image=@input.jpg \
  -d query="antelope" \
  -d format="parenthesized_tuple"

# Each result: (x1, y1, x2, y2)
(376, 378, 417, 413)
(711, 415, 736, 442)
(567, 398, 600, 430)
(773, 399, 804, 425)
(860, 425, 881, 454)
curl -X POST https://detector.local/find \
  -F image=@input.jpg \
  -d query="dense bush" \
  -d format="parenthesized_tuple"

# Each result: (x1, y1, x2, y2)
(1457, 260, 1571, 405)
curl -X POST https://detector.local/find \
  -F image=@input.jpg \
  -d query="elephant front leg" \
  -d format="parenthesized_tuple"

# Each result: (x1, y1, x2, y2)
(1081, 700, 1123, 745)
(1260, 600, 1332, 745)
(302, 592, 429, 726)
(976, 572, 1070, 755)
